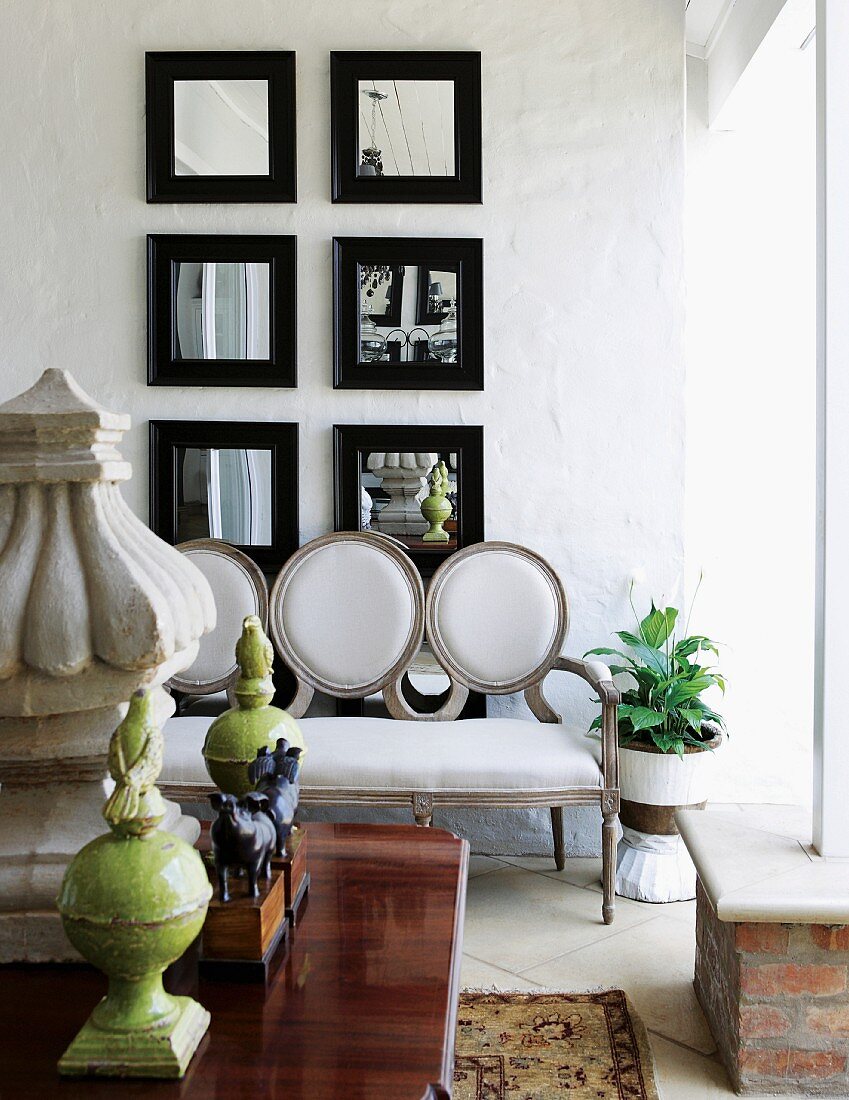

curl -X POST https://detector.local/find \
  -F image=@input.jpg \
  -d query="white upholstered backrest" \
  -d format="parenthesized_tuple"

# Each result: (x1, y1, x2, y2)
(269, 532, 424, 697)
(426, 542, 569, 694)
(169, 540, 268, 694)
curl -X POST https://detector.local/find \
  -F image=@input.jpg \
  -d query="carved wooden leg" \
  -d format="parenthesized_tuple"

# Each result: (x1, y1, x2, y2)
(413, 792, 434, 828)
(550, 807, 565, 871)
(602, 812, 618, 924)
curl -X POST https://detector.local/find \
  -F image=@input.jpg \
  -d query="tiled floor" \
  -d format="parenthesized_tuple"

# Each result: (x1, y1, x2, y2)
(460, 803, 812, 1099)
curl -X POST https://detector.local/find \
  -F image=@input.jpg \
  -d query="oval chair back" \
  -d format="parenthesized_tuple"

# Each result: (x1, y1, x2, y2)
(167, 539, 269, 703)
(269, 531, 425, 715)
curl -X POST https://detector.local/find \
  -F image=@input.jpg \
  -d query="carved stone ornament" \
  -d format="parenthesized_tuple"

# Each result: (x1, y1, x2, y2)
(367, 452, 437, 536)
(0, 369, 216, 961)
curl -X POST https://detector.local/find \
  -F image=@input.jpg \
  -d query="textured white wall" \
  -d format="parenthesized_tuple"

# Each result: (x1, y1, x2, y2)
(0, 0, 686, 853)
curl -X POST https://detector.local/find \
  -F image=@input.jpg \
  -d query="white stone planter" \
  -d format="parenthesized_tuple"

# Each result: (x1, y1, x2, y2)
(616, 738, 720, 903)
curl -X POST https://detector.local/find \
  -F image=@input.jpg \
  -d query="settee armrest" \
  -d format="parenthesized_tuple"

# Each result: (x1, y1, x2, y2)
(552, 656, 619, 706)
(551, 655, 620, 794)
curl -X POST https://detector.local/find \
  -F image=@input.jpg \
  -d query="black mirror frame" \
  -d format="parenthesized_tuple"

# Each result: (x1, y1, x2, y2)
(150, 420, 299, 573)
(330, 51, 482, 204)
(146, 51, 297, 204)
(333, 237, 483, 391)
(333, 424, 484, 576)
(147, 234, 297, 388)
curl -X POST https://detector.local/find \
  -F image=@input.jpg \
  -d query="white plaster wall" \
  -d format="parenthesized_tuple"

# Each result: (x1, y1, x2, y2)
(0, 0, 685, 853)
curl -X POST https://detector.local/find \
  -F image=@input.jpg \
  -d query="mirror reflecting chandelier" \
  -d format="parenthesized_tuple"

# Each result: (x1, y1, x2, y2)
(359, 89, 387, 176)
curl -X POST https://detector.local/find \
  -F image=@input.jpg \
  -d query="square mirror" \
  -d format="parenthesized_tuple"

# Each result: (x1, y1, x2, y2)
(331, 52, 481, 203)
(334, 424, 484, 575)
(356, 79, 455, 178)
(146, 52, 296, 203)
(173, 79, 269, 176)
(175, 446, 273, 544)
(148, 235, 297, 387)
(151, 421, 298, 573)
(333, 238, 482, 389)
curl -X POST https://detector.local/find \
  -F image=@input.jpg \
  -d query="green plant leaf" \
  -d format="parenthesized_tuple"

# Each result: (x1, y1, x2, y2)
(640, 604, 678, 648)
(616, 631, 670, 677)
(639, 729, 686, 755)
(584, 647, 634, 665)
(619, 705, 666, 731)
(674, 636, 720, 660)
(678, 707, 703, 730)
(665, 675, 717, 707)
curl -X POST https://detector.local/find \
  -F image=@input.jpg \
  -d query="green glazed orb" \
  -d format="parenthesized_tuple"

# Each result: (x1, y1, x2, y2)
(203, 614, 305, 796)
(203, 703, 305, 796)
(58, 831, 211, 1014)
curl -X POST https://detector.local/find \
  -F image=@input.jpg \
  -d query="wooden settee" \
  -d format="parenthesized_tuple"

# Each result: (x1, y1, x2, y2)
(159, 533, 621, 923)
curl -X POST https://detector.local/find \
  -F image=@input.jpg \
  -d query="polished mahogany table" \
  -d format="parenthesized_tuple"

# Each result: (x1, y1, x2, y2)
(0, 823, 469, 1099)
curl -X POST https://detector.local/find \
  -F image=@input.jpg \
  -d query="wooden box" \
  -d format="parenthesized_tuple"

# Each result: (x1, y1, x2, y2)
(198, 854, 289, 982)
(272, 826, 310, 927)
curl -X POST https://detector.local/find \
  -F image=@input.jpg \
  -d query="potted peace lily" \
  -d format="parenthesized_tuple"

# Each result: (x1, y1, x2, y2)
(586, 590, 727, 902)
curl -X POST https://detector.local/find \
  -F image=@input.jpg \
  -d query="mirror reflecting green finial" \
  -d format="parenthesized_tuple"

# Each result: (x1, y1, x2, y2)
(421, 460, 452, 543)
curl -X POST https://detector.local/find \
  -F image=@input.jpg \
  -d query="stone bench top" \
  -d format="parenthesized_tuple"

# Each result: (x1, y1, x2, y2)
(676, 808, 849, 925)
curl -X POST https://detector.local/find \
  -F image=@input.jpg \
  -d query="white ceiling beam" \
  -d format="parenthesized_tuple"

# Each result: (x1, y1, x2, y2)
(706, 0, 790, 123)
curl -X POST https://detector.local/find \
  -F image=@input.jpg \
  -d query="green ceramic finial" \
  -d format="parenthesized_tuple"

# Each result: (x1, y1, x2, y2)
(203, 616, 305, 796)
(103, 691, 166, 837)
(421, 460, 452, 543)
(56, 690, 212, 1079)
(234, 613, 275, 709)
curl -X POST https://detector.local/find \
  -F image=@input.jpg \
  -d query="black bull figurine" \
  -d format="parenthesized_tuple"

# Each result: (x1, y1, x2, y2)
(209, 739, 303, 902)
(248, 738, 303, 857)
(209, 791, 276, 903)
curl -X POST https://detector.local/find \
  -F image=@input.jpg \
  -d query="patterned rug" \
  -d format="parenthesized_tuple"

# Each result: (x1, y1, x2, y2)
(454, 991, 659, 1099)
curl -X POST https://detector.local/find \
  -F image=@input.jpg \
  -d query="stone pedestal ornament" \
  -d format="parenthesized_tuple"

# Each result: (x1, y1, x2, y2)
(202, 614, 305, 796)
(57, 690, 212, 1079)
(367, 452, 437, 536)
(420, 460, 452, 543)
(0, 369, 215, 962)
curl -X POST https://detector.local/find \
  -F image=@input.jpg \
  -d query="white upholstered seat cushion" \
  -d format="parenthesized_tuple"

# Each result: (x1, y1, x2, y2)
(161, 716, 602, 793)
